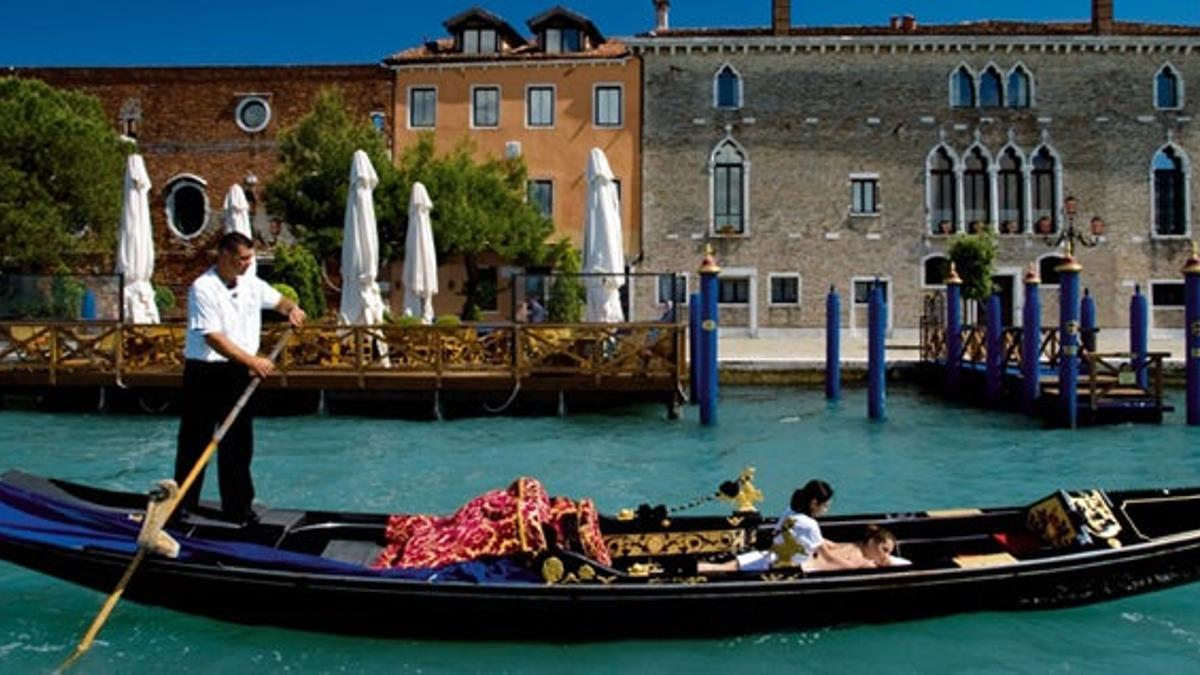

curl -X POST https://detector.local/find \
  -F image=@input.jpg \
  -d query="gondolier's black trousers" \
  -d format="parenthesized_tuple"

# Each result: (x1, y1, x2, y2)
(175, 360, 255, 519)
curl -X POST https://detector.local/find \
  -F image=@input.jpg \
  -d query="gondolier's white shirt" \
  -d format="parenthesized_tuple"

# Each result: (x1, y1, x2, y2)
(184, 267, 281, 362)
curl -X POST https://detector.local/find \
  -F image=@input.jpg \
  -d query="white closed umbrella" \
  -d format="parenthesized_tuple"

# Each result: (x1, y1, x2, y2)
(403, 182, 438, 324)
(222, 183, 255, 275)
(583, 148, 625, 323)
(116, 154, 160, 324)
(339, 150, 387, 327)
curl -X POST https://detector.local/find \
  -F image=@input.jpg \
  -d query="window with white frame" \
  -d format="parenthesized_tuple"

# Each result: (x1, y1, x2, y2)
(543, 27, 582, 53)
(656, 273, 689, 307)
(165, 177, 210, 239)
(718, 277, 751, 304)
(527, 180, 553, 220)
(460, 28, 498, 54)
(409, 88, 436, 128)
(963, 147, 991, 230)
(951, 66, 975, 108)
(769, 274, 800, 306)
(594, 85, 622, 127)
(922, 256, 950, 287)
(851, 277, 891, 331)
(929, 147, 957, 234)
(979, 65, 1003, 108)
(472, 86, 500, 128)
(1038, 255, 1068, 287)
(1150, 280, 1187, 330)
(715, 65, 742, 109)
(1031, 147, 1059, 233)
(235, 96, 271, 133)
(1008, 65, 1033, 108)
(1156, 64, 1183, 110)
(1151, 281, 1185, 308)
(527, 86, 554, 127)
(998, 147, 1025, 234)
(1153, 146, 1188, 236)
(712, 140, 746, 234)
(851, 176, 879, 215)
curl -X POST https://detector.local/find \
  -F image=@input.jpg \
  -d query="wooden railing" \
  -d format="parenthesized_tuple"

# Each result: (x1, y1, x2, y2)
(1081, 352, 1169, 411)
(0, 321, 684, 388)
(921, 325, 1070, 370)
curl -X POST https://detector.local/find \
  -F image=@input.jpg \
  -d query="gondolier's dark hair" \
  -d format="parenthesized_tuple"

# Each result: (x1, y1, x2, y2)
(218, 231, 254, 253)
(791, 480, 834, 514)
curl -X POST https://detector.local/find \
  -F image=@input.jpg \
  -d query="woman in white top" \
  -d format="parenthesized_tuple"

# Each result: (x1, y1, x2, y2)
(699, 479, 840, 573)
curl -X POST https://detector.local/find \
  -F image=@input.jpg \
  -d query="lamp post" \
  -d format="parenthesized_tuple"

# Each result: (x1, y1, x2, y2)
(1045, 196, 1102, 253)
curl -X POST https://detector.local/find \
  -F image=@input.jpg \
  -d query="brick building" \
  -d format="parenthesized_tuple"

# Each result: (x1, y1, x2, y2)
(12, 65, 393, 308)
(630, 0, 1200, 336)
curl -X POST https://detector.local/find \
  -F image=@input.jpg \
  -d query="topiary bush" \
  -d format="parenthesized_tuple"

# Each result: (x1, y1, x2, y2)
(434, 314, 461, 327)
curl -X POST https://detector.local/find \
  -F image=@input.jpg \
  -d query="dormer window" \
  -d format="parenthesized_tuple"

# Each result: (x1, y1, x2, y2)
(543, 27, 582, 53)
(461, 28, 498, 54)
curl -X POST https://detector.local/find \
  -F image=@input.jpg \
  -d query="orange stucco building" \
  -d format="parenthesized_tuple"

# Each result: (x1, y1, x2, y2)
(385, 6, 642, 318)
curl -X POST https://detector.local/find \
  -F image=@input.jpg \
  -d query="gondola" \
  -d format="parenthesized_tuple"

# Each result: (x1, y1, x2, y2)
(1, 468, 1199, 639)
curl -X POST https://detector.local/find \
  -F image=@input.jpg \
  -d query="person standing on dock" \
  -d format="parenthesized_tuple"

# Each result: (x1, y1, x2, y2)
(175, 232, 306, 523)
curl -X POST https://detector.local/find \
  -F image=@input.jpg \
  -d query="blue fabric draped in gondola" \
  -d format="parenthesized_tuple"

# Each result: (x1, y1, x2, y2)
(0, 481, 537, 583)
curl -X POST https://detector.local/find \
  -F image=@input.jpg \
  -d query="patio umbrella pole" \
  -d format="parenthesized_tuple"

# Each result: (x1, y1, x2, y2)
(58, 330, 293, 672)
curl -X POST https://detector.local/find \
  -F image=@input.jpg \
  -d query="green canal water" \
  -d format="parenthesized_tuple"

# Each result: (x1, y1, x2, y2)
(2, 387, 1199, 673)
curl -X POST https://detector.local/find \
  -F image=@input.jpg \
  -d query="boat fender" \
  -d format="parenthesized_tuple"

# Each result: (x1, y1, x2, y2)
(136, 479, 181, 559)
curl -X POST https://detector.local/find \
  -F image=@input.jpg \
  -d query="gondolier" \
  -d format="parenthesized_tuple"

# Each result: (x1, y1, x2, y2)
(176, 231, 305, 523)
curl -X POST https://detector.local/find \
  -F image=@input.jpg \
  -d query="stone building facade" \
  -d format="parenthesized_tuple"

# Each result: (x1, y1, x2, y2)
(629, 0, 1200, 336)
(13, 65, 393, 309)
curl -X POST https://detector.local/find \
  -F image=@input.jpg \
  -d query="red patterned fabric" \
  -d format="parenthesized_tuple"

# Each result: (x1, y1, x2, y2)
(372, 477, 611, 569)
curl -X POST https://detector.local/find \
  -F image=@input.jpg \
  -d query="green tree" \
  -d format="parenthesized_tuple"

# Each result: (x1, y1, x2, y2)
(0, 77, 129, 272)
(397, 134, 554, 319)
(547, 243, 585, 323)
(948, 232, 997, 305)
(267, 244, 327, 318)
(264, 88, 404, 265)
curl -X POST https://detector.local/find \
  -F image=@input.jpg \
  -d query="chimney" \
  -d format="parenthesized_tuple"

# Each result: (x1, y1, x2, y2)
(889, 16, 901, 30)
(901, 15, 917, 32)
(772, 0, 790, 36)
(1092, 0, 1114, 34)
(653, 0, 670, 32)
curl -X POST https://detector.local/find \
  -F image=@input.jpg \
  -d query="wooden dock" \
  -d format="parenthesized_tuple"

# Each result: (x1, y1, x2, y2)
(919, 318, 1171, 425)
(0, 321, 685, 416)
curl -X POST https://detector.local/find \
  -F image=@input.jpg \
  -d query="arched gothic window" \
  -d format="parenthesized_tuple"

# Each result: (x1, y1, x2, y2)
(929, 147, 957, 234)
(1156, 64, 1183, 110)
(998, 148, 1025, 234)
(1031, 148, 1058, 234)
(963, 147, 991, 229)
(1153, 146, 1188, 236)
(979, 66, 1003, 108)
(714, 65, 742, 109)
(923, 255, 950, 287)
(1007, 66, 1032, 108)
(951, 66, 975, 108)
(712, 141, 746, 234)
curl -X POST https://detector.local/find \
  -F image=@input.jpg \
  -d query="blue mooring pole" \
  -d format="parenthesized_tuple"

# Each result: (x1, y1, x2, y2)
(1184, 248, 1200, 426)
(1021, 265, 1042, 416)
(945, 264, 963, 392)
(986, 293, 1003, 405)
(1058, 254, 1083, 428)
(698, 249, 720, 426)
(689, 291, 701, 405)
(868, 281, 886, 420)
(825, 285, 841, 401)
(1080, 289, 1097, 375)
(1130, 285, 1149, 391)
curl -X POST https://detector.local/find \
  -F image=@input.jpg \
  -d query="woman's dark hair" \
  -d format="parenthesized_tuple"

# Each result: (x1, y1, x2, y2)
(790, 479, 834, 515)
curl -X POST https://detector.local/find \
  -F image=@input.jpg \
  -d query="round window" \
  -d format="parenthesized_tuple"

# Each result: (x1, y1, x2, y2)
(235, 96, 271, 133)
(165, 179, 209, 238)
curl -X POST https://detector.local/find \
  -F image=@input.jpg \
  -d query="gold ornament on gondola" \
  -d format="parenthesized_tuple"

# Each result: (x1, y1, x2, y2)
(541, 556, 565, 584)
(718, 466, 764, 514)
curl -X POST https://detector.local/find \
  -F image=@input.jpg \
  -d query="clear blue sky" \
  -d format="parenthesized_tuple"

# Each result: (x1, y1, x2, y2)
(2, 1, 1198, 67)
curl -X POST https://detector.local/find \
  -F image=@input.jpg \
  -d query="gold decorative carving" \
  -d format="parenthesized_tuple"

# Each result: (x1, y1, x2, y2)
(541, 556, 564, 584)
(606, 529, 747, 558)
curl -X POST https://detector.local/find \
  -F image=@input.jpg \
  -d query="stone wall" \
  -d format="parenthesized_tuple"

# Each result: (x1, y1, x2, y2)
(634, 40, 1199, 333)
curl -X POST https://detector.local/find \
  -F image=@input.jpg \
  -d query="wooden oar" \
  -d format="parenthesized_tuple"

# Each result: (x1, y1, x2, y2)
(58, 329, 293, 672)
